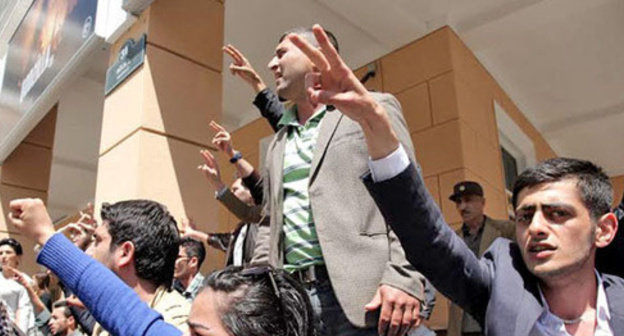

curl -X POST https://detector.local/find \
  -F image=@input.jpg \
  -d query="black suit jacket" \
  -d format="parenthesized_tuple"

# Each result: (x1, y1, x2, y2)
(363, 163, 624, 335)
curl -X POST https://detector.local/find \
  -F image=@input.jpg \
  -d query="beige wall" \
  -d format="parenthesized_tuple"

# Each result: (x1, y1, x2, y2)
(94, 0, 226, 273)
(0, 108, 57, 274)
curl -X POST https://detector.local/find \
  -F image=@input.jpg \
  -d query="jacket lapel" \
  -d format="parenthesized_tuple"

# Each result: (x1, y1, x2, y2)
(309, 110, 342, 184)
(604, 278, 624, 332)
(514, 279, 543, 336)
(479, 217, 499, 256)
(268, 130, 287, 266)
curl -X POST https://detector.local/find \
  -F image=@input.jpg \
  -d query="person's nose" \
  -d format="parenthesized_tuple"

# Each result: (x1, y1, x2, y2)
(268, 56, 278, 72)
(527, 211, 549, 239)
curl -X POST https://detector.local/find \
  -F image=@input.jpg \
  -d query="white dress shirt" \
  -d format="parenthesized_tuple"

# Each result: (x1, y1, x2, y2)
(535, 270, 612, 336)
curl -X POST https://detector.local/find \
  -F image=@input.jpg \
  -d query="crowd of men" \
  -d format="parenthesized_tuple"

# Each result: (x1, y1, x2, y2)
(1, 24, 623, 336)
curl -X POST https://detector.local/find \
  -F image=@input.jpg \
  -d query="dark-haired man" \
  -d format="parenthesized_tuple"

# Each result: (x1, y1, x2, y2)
(363, 154, 623, 335)
(87, 200, 190, 335)
(172, 238, 206, 301)
(49, 301, 83, 336)
(287, 24, 623, 335)
(253, 25, 425, 336)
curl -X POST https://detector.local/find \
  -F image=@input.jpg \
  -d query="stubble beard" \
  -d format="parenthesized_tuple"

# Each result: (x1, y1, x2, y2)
(530, 225, 596, 282)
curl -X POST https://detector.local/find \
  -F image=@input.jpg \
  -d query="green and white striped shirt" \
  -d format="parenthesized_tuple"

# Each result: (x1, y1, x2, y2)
(278, 105, 327, 273)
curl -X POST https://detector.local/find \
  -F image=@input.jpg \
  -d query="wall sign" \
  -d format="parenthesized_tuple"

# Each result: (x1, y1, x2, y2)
(104, 34, 147, 95)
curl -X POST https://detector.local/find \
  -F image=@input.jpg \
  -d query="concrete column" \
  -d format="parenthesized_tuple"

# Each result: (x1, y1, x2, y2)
(0, 109, 57, 274)
(94, 0, 226, 271)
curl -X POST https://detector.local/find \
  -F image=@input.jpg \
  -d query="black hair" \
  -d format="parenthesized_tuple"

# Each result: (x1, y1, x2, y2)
(101, 200, 179, 288)
(0, 238, 23, 256)
(52, 301, 72, 318)
(279, 26, 339, 53)
(202, 266, 314, 336)
(512, 157, 613, 220)
(180, 237, 206, 270)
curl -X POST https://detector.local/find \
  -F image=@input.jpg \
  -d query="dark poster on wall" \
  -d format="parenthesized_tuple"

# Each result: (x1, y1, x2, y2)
(0, 0, 98, 115)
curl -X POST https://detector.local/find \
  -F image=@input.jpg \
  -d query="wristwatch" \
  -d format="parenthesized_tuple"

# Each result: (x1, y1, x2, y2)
(229, 151, 242, 163)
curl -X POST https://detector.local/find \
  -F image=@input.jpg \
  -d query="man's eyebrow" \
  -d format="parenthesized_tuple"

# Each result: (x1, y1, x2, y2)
(515, 203, 574, 213)
(541, 203, 575, 211)
(515, 204, 536, 213)
(188, 321, 211, 331)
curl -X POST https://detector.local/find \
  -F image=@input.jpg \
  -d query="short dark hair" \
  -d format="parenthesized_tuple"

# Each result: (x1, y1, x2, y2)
(101, 200, 179, 288)
(0, 238, 23, 256)
(280, 26, 339, 53)
(180, 237, 206, 270)
(512, 157, 613, 220)
(203, 266, 314, 336)
(52, 301, 71, 318)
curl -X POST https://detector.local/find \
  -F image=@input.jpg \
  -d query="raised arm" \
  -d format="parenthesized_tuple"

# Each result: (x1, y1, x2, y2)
(223, 44, 267, 94)
(8, 199, 182, 336)
(209, 121, 257, 181)
(362, 163, 493, 324)
(10, 266, 46, 315)
(223, 45, 284, 131)
(198, 146, 261, 222)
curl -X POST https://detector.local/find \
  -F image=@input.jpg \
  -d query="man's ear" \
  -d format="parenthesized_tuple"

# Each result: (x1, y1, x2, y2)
(595, 212, 618, 248)
(115, 241, 135, 268)
(188, 256, 199, 270)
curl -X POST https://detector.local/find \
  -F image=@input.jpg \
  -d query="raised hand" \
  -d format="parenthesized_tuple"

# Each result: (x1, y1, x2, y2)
(288, 24, 399, 159)
(8, 265, 31, 289)
(209, 121, 235, 158)
(223, 44, 267, 93)
(59, 203, 97, 250)
(178, 217, 208, 242)
(66, 295, 87, 310)
(198, 149, 226, 191)
(8, 198, 56, 246)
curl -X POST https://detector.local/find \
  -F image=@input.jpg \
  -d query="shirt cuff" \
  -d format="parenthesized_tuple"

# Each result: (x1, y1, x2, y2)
(368, 144, 410, 182)
(215, 186, 228, 199)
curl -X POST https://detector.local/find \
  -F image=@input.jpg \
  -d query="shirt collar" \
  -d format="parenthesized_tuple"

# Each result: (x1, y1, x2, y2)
(537, 270, 612, 335)
(278, 104, 327, 128)
(184, 272, 205, 294)
(461, 216, 486, 237)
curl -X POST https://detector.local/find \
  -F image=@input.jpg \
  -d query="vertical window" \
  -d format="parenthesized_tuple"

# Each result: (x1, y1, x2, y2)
(501, 146, 518, 192)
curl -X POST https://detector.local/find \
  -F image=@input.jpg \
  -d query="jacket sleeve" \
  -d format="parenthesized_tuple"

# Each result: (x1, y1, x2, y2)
(216, 187, 264, 223)
(376, 93, 426, 302)
(253, 88, 285, 132)
(420, 279, 437, 320)
(38, 234, 182, 336)
(242, 169, 264, 206)
(363, 163, 494, 324)
(250, 163, 272, 265)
